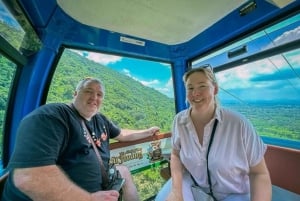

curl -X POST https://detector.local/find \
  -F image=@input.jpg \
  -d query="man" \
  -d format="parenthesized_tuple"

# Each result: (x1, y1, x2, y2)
(2, 77, 160, 201)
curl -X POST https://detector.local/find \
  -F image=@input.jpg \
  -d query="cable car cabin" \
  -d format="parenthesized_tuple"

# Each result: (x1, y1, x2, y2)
(0, 0, 300, 200)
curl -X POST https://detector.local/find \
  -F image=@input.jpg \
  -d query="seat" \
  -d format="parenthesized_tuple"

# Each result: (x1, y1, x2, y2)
(154, 179, 300, 201)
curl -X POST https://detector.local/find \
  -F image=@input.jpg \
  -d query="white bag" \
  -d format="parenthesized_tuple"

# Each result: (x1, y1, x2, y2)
(191, 185, 214, 201)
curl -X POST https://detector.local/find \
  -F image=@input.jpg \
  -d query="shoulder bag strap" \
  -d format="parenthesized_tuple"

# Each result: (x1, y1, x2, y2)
(69, 103, 109, 184)
(206, 119, 218, 200)
(190, 119, 218, 200)
(81, 120, 109, 184)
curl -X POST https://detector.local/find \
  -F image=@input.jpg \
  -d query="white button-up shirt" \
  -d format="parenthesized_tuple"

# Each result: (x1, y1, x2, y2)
(172, 107, 266, 200)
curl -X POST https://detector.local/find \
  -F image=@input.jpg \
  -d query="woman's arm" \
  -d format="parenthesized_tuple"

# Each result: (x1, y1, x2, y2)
(166, 149, 184, 201)
(249, 158, 272, 201)
(13, 165, 119, 201)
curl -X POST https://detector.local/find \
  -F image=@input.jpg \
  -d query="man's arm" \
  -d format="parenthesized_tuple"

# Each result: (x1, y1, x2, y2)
(114, 126, 159, 142)
(249, 158, 272, 201)
(13, 165, 119, 201)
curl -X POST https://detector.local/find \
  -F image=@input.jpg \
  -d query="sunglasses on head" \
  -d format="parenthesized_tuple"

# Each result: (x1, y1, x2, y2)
(194, 64, 214, 73)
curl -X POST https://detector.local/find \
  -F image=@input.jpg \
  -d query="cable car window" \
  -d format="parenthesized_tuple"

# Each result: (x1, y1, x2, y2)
(216, 48, 300, 144)
(46, 48, 175, 199)
(193, 13, 300, 67)
(0, 54, 17, 161)
(47, 48, 175, 133)
(0, 1, 41, 56)
(191, 13, 300, 148)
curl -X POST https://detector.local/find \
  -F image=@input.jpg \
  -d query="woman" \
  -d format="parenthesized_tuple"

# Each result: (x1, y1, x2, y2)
(166, 66, 271, 201)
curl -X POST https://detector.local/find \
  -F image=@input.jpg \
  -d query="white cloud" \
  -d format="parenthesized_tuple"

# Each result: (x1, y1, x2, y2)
(156, 78, 174, 98)
(71, 50, 121, 65)
(122, 68, 174, 97)
(122, 68, 159, 86)
(159, 62, 172, 68)
(273, 26, 300, 46)
(87, 53, 121, 65)
(122, 69, 131, 76)
(166, 77, 173, 88)
(140, 79, 159, 86)
(217, 61, 270, 89)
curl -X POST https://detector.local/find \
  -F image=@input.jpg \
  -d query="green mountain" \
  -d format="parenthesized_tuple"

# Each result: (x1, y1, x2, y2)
(47, 49, 175, 132)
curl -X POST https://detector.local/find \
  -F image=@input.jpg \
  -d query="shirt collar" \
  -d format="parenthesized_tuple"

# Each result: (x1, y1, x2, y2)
(179, 105, 222, 125)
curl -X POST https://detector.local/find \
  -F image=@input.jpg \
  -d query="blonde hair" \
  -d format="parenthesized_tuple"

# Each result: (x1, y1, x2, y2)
(183, 66, 217, 85)
(183, 66, 220, 106)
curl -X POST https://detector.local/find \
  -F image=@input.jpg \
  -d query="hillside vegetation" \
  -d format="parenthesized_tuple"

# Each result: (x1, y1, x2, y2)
(47, 49, 175, 132)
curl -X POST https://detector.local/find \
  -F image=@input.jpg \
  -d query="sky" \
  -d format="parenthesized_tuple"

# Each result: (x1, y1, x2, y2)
(0, 2, 22, 28)
(217, 49, 300, 103)
(73, 19, 300, 102)
(215, 19, 300, 103)
(73, 50, 175, 98)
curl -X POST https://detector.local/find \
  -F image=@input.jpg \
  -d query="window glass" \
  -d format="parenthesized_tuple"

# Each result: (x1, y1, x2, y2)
(0, 54, 17, 160)
(193, 13, 300, 67)
(47, 49, 175, 132)
(191, 14, 300, 147)
(216, 48, 300, 142)
(47, 48, 175, 199)
(0, 1, 41, 55)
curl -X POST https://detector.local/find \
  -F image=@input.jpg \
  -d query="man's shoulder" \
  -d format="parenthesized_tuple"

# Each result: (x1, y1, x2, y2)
(28, 103, 72, 118)
(40, 102, 68, 109)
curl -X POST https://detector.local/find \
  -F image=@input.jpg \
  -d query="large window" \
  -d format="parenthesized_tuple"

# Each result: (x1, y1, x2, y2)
(47, 48, 175, 132)
(193, 13, 300, 67)
(216, 49, 300, 143)
(192, 13, 300, 148)
(0, 54, 17, 162)
(0, 1, 26, 167)
(46, 48, 175, 199)
(0, 1, 41, 56)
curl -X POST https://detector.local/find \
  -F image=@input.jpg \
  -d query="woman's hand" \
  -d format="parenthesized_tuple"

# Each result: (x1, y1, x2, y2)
(166, 190, 183, 201)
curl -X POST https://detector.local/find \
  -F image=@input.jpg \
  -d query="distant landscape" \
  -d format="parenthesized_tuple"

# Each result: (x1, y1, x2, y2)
(222, 102, 300, 141)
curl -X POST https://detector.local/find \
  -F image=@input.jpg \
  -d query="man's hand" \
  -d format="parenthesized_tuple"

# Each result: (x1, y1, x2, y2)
(148, 126, 160, 136)
(91, 190, 120, 201)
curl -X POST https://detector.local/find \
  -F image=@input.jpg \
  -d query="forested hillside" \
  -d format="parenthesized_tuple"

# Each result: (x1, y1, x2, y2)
(0, 55, 15, 142)
(47, 49, 175, 132)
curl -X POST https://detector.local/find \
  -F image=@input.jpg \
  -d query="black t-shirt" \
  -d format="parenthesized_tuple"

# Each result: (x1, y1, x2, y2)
(2, 103, 121, 201)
